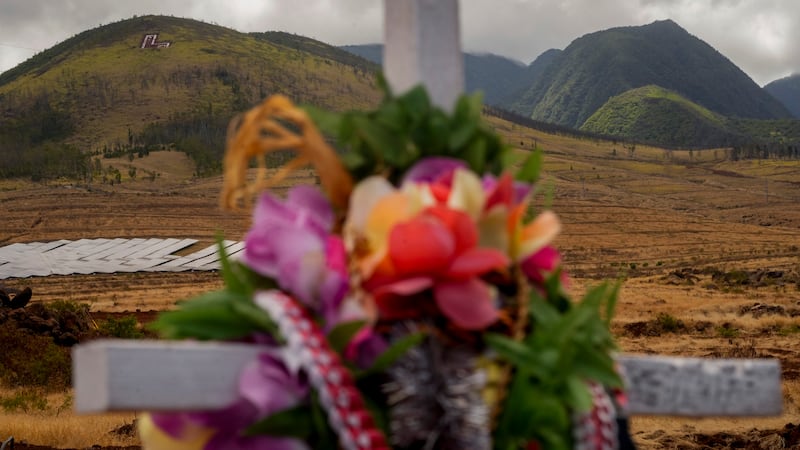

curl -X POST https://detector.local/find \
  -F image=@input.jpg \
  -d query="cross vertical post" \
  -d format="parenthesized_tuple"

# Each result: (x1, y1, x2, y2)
(383, 0, 464, 110)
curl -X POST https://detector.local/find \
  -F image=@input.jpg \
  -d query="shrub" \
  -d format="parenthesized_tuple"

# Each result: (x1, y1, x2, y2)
(0, 323, 71, 390)
(716, 323, 740, 338)
(655, 313, 683, 333)
(98, 316, 143, 339)
(0, 388, 48, 413)
(778, 324, 800, 336)
(48, 299, 90, 315)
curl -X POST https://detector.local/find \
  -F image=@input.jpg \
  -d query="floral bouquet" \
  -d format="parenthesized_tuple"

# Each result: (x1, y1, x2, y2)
(138, 83, 626, 450)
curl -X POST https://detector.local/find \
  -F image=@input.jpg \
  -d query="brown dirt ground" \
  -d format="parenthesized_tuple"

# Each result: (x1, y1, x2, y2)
(2, 128, 800, 448)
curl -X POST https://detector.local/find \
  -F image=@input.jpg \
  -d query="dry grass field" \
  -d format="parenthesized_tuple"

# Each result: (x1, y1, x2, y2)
(2, 120, 800, 449)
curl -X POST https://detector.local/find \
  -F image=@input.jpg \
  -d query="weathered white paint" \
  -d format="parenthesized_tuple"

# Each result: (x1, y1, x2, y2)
(384, 0, 463, 110)
(73, 340, 263, 412)
(617, 355, 782, 416)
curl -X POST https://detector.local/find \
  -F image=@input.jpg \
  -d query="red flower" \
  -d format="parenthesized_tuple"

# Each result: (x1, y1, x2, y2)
(366, 206, 509, 330)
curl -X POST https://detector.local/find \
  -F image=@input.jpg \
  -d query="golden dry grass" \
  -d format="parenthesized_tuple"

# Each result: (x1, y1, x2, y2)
(0, 389, 138, 449)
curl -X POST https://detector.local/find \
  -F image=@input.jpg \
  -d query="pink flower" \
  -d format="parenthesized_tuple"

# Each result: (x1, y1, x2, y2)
(520, 245, 567, 286)
(243, 186, 348, 319)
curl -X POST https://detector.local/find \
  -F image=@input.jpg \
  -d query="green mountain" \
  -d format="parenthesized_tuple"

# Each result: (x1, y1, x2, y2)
(580, 85, 740, 147)
(765, 74, 800, 119)
(509, 20, 792, 128)
(581, 85, 800, 148)
(340, 44, 537, 107)
(0, 15, 381, 179)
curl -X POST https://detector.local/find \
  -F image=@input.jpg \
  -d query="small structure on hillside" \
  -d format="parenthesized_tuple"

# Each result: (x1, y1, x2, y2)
(140, 33, 171, 49)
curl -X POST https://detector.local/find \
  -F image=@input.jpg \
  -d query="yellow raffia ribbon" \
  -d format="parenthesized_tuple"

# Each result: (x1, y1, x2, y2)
(220, 95, 354, 212)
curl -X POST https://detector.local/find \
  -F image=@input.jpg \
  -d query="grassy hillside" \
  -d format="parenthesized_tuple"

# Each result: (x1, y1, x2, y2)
(510, 20, 791, 128)
(765, 74, 800, 119)
(580, 85, 741, 147)
(0, 15, 381, 178)
(581, 85, 800, 149)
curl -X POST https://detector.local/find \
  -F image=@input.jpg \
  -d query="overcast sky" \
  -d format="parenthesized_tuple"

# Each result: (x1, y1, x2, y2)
(0, 0, 797, 86)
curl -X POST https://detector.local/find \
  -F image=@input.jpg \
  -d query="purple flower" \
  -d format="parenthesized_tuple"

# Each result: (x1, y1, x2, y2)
(402, 157, 467, 184)
(243, 186, 348, 316)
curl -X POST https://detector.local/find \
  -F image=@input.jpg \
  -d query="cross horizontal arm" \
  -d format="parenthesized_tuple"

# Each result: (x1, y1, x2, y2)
(73, 340, 782, 417)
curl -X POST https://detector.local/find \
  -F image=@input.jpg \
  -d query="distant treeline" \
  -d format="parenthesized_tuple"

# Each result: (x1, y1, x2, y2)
(0, 92, 92, 180)
(727, 143, 800, 161)
(485, 105, 800, 156)
(135, 112, 228, 176)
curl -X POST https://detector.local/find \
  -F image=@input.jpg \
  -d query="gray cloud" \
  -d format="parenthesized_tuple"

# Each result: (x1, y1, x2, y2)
(0, 0, 797, 85)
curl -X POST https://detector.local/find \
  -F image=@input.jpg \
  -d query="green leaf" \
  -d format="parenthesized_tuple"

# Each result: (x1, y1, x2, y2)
(374, 101, 406, 131)
(485, 333, 541, 371)
(462, 138, 487, 173)
(309, 390, 339, 450)
(149, 290, 260, 340)
(573, 348, 622, 388)
(452, 91, 482, 124)
(327, 320, 366, 356)
(150, 310, 257, 340)
(360, 331, 425, 376)
(448, 95, 481, 150)
(302, 105, 342, 136)
(352, 116, 406, 166)
(424, 112, 451, 155)
(605, 281, 622, 324)
(245, 404, 313, 438)
(534, 427, 572, 450)
(340, 149, 369, 173)
(564, 375, 593, 412)
(524, 391, 570, 437)
(216, 235, 245, 293)
(230, 296, 281, 339)
(397, 85, 431, 120)
(517, 149, 543, 183)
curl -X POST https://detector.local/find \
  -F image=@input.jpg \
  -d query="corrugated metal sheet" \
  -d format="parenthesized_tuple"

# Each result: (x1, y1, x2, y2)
(0, 238, 246, 279)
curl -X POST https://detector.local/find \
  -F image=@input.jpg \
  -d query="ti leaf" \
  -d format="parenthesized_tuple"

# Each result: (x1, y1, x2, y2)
(516, 148, 543, 183)
(245, 404, 313, 438)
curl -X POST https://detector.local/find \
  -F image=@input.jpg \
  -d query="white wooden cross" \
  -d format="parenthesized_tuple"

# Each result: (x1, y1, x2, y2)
(73, 0, 782, 423)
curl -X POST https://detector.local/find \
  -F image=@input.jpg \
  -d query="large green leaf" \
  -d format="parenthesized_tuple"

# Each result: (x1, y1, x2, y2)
(150, 289, 277, 340)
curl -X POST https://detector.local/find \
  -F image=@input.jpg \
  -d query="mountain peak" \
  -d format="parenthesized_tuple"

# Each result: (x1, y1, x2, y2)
(509, 17, 791, 127)
(765, 74, 800, 118)
(647, 18, 682, 29)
